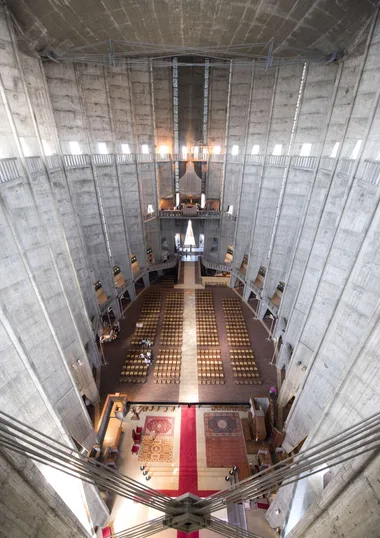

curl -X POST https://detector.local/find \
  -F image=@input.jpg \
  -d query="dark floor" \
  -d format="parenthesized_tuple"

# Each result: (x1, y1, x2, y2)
(197, 287, 276, 402)
(100, 281, 276, 405)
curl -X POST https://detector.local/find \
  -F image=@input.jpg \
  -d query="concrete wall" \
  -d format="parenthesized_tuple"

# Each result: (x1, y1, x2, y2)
(264, 13, 380, 538)
(0, 6, 107, 533)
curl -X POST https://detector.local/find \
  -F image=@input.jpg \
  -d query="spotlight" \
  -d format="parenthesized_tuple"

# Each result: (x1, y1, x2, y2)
(146, 475, 151, 481)
(143, 470, 148, 476)
(275, 509, 281, 515)
(140, 466, 145, 471)
(233, 466, 238, 472)
(229, 470, 234, 475)
(225, 476, 230, 481)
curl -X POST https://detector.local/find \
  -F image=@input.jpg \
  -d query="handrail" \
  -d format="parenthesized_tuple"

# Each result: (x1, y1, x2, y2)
(245, 154, 265, 165)
(136, 153, 153, 163)
(201, 256, 231, 273)
(46, 154, 62, 171)
(0, 158, 21, 183)
(116, 153, 135, 164)
(338, 158, 355, 177)
(159, 210, 221, 218)
(63, 154, 91, 168)
(26, 156, 44, 175)
(320, 156, 335, 172)
(358, 159, 380, 186)
(266, 155, 290, 167)
(92, 154, 113, 166)
(291, 155, 318, 170)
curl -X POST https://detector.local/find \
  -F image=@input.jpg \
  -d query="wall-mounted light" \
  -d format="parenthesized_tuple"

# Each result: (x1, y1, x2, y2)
(213, 145, 221, 155)
(231, 145, 239, 156)
(141, 144, 149, 154)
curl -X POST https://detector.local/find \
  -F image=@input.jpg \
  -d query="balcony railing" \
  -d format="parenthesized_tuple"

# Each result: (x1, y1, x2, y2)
(320, 156, 336, 172)
(136, 153, 153, 163)
(116, 154, 135, 164)
(173, 153, 209, 161)
(291, 156, 318, 170)
(0, 158, 21, 183)
(46, 154, 62, 171)
(201, 256, 231, 273)
(63, 154, 91, 168)
(359, 160, 380, 186)
(148, 256, 179, 272)
(93, 154, 114, 167)
(159, 209, 221, 219)
(246, 154, 265, 165)
(209, 154, 225, 163)
(338, 158, 355, 178)
(155, 153, 172, 162)
(26, 156, 44, 175)
(266, 155, 289, 167)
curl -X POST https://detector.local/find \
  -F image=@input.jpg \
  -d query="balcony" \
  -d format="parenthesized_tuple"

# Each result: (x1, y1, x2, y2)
(93, 154, 114, 167)
(291, 156, 318, 170)
(0, 158, 22, 183)
(63, 154, 91, 169)
(159, 209, 221, 219)
(201, 256, 231, 273)
(26, 156, 44, 175)
(338, 158, 355, 178)
(143, 211, 156, 222)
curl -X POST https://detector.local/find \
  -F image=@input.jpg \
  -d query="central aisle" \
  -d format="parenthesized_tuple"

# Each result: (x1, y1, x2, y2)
(179, 290, 199, 402)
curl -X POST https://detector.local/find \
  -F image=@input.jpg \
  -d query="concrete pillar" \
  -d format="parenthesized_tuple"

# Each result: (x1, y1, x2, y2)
(143, 272, 150, 288)
(127, 283, 137, 301)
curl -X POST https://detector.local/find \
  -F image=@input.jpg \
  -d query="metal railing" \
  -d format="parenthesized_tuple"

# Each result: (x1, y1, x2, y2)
(63, 154, 91, 168)
(155, 153, 172, 162)
(201, 256, 231, 273)
(209, 154, 224, 163)
(26, 156, 44, 175)
(236, 270, 246, 282)
(136, 153, 153, 163)
(0, 158, 21, 183)
(245, 154, 265, 165)
(338, 158, 355, 177)
(92, 154, 113, 166)
(291, 155, 318, 170)
(319, 156, 336, 172)
(46, 154, 62, 171)
(359, 160, 380, 186)
(265, 155, 289, 167)
(158, 209, 221, 219)
(116, 153, 135, 164)
(226, 154, 243, 163)
(148, 256, 179, 272)
(173, 153, 209, 161)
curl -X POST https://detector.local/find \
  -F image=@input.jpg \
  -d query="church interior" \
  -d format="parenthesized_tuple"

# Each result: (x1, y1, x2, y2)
(1, 0, 380, 537)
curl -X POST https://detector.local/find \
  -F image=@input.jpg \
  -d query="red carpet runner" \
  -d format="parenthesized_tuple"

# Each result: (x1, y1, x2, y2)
(159, 406, 218, 538)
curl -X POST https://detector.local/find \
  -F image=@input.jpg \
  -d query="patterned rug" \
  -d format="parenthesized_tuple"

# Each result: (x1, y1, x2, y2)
(204, 412, 248, 468)
(143, 415, 175, 437)
(138, 436, 173, 463)
(204, 412, 242, 437)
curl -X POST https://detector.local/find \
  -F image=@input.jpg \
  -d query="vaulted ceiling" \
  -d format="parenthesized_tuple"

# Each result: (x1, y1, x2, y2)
(7, 0, 378, 59)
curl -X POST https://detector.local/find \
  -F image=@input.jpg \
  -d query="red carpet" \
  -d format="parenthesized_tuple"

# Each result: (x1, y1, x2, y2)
(159, 407, 219, 538)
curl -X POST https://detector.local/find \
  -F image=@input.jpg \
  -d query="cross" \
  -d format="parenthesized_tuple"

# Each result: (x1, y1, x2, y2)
(158, 406, 219, 538)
